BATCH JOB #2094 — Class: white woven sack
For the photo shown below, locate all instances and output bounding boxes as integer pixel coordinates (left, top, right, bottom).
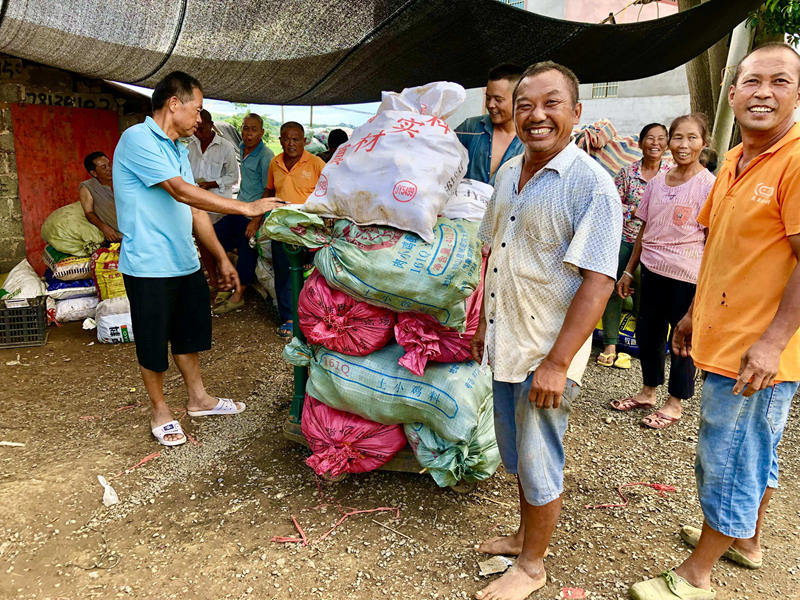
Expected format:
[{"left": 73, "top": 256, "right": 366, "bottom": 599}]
[
  {"left": 441, "top": 179, "right": 494, "bottom": 222},
  {"left": 303, "top": 81, "right": 468, "bottom": 243}
]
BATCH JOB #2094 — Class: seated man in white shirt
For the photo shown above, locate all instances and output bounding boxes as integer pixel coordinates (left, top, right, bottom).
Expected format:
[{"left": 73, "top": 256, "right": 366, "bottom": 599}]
[{"left": 188, "top": 110, "right": 240, "bottom": 291}]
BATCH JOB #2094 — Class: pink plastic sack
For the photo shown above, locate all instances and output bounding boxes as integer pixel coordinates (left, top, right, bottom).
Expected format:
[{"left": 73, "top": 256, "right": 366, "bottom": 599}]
[
  {"left": 298, "top": 270, "right": 396, "bottom": 355},
  {"left": 394, "top": 257, "right": 486, "bottom": 376},
  {"left": 301, "top": 395, "right": 407, "bottom": 477}
]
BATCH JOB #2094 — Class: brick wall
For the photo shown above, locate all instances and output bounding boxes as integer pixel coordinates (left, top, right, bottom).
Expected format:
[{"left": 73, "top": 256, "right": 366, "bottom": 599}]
[{"left": 0, "top": 54, "right": 148, "bottom": 272}]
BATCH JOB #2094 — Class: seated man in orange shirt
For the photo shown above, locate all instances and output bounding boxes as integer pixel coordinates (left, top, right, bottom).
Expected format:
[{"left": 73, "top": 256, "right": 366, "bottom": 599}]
[{"left": 264, "top": 121, "right": 325, "bottom": 338}]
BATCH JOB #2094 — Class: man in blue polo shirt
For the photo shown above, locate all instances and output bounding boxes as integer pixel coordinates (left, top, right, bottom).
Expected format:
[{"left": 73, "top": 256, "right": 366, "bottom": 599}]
[
  {"left": 212, "top": 112, "right": 275, "bottom": 314},
  {"left": 114, "top": 71, "right": 283, "bottom": 446},
  {"left": 456, "top": 64, "right": 524, "bottom": 185}
]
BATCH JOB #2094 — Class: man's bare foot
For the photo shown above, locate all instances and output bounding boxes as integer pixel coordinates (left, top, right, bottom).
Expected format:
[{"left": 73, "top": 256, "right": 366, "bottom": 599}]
[
  {"left": 475, "top": 560, "right": 546, "bottom": 600},
  {"left": 186, "top": 393, "right": 244, "bottom": 414},
  {"left": 475, "top": 532, "right": 524, "bottom": 556}
]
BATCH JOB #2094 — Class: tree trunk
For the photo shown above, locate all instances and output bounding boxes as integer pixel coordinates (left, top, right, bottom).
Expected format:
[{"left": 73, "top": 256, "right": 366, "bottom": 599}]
[
  {"left": 707, "top": 37, "right": 728, "bottom": 107},
  {"left": 678, "top": 0, "right": 717, "bottom": 122}
]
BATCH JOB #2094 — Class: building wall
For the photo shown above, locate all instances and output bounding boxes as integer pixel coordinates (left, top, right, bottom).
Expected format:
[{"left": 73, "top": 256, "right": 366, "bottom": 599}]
[{"left": 0, "top": 55, "right": 147, "bottom": 272}]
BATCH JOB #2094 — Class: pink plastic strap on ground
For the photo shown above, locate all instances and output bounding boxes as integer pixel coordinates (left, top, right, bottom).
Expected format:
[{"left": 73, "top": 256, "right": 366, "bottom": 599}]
[
  {"left": 114, "top": 451, "right": 161, "bottom": 478},
  {"left": 585, "top": 482, "right": 677, "bottom": 509}
]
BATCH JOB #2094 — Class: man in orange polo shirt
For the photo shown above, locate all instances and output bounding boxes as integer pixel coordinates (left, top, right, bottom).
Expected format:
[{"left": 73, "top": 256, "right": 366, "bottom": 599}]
[
  {"left": 265, "top": 121, "right": 325, "bottom": 337},
  {"left": 631, "top": 42, "right": 800, "bottom": 600}
]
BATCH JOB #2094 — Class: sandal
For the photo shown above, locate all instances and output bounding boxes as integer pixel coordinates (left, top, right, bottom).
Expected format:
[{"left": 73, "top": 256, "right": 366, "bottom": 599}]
[
  {"left": 214, "top": 290, "right": 233, "bottom": 305},
  {"left": 277, "top": 321, "right": 293, "bottom": 338},
  {"left": 610, "top": 396, "right": 655, "bottom": 411},
  {"left": 641, "top": 410, "right": 680, "bottom": 429},
  {"left": 151, "top": 420, "right": 186, "bottom": 447},
  {"left": 187, "top": 397, "right": 245, "bottom": 417},
  {"left": 679, "top": 525, "right": 762, "bottom": 569},
  {"left": 613, "top": 352, "right": 632, "bottom": 369},
  {"left": 630, "top": 570, "right": 715, "bottom": 600},
  {"left": 212, "top": 297, "right": 245, "bottom": 315},
  {"left": 597, "top": 352, "right": 616, "bottom": 367}
]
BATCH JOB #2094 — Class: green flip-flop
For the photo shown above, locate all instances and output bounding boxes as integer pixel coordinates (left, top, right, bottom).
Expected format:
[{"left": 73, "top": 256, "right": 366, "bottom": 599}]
[
  {"left": 680, "top": 525, "right": 762, "bottom": 569},
  {"left": 629, "top": 570, "right": 715, "bottom": 600}
]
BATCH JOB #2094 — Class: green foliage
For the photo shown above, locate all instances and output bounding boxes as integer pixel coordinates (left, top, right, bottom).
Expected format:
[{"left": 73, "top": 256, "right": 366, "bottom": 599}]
[{"left": 748, "top": 0, "right": 800, "bottom": 44}]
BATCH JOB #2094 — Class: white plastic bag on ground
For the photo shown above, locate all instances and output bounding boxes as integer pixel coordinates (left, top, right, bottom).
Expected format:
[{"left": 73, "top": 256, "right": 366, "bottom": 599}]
[
  {"left": 95, "top": 297, "right": 134, "bottom": 343},
  {"left": 441, "top": 179, "right": 494, "bottom": 221},
  {"left": 0, "top": 260, "right": 46, "bottom": 301},
  {"left": 54, "top": 296, "right": 97, "bottom": 322},
  {"left": 303, "top": 81, "right": 468, "bottom": 243}
]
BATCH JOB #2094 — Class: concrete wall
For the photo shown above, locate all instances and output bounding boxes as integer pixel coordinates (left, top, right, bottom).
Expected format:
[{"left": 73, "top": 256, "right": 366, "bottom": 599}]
[{"left": 0, "top": 55, "right": 147, "bottom": 272}]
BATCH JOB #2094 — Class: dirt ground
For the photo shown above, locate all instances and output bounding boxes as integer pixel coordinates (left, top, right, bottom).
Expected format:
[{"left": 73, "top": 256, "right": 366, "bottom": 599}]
[{"left": 1, "top": 299, "right": 799, "bottom": 600}]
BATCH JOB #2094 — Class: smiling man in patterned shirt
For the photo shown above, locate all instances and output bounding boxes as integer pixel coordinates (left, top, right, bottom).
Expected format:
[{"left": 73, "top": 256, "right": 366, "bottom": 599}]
[{"left": 470, "top": 61, "right": 621, "bottom": 600}]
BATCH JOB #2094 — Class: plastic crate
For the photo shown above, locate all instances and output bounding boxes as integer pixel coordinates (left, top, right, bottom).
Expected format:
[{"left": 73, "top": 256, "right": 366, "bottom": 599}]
[{"left": 0, "top": 296, "right": 47, "bottom": 348}]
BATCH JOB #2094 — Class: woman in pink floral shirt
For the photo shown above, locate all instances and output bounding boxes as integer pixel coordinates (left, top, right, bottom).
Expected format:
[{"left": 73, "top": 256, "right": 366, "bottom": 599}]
[{"left": 598, "top": 123, "right": 671, "bottom": 366}]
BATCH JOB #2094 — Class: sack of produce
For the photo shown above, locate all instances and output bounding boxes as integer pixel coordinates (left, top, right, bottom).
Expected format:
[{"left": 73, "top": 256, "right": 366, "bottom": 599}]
[
  {"left": 301, "top": 395, "right": 406, "bottom": 478},
  {"left": 0, "top": 259, "right": 46, "bottom": 301},
  {"left": 284, "top": 339, "right": 492, "bottom": 444},
  {"left": 404, "top": 390, "right": 500, "bottom": 487},
  {"left": 303, "top": 82, "right": 468, "bottom": 243},
  {"left": 54, "top": 296, "right": 97, "bottom": 322},
  {"left": 40, "top": 202, "right": 104, "bottom": 256},
  {"left": 262, "top": 208, "right": 482, "bottom": 330},
  {"left": 440, "top": 179, "right": 494, "bottom": 222},
  {"left": 44, "top": 269, "right": 96, "bottom": 301},
  {"left": 42, "top": 246, "right": 93, "bottom": 281},
  {"left": 298, "top": 270, "right": 395, "bottom": 356},
  {"left": 92, "top": 244, "right": 126, "bottom": 301},
  {"left": 95, "top": 296, "right": 134, "bottom": 343},
  {"left": 394, "top": 257, "right": 485, "bottom": 375},
  {"left": 252, "top": 230, "right": 277, "bottom": 302}
]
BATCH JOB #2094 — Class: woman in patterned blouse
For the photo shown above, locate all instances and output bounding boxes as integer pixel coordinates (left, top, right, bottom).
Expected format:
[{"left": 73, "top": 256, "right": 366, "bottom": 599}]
[{"left": 597, "top": 123, "right": 671, "bottom": 367}]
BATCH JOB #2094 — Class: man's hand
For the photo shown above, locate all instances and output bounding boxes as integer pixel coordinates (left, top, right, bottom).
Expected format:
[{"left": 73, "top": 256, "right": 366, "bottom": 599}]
[
  {"left": 470, "top": 316, "right": 487, "bottom": 364},
  {"left": 198, "top": 181, "right": 218, "bottom": 190},
  {"left": 672, "top": 313, "right": 693, "bottom": 358},
  {"left": 243, "top": 197, "right": 287, "bottom": 218},
  {"left": 528, "top": 358, "right": 568, "bottom": 409},
  {"left": 100, "top": 224, "right": 122, "bottom": 243},
  {"left": 245, "top": 217, "right": 262, "bottom": 239},
  {"left": 216, "top": 255, "right": 241, "bottom": 295},
  {"left": 616, "top": 272, "right": 634, "bottom": 299},
  {"left": 733, "top": 338, "right": 783, "bottom": 396}
]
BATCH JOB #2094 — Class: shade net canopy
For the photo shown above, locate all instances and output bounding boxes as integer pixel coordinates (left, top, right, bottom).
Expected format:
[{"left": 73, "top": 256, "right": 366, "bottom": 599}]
[{"left": 0, "top": 0, "right": 763, "bottom": 105}]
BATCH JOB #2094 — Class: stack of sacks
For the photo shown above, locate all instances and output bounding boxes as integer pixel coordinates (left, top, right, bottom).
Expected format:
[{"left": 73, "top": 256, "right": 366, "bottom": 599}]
[
  {"left": 91, "top": 244, "right": 133, "bottom": 343},
  {"left": 265, "top": 81, "right": 500, "bottom": 486},
  {"left": 41, "top": 247, "right": 97, "bottom": 323}
]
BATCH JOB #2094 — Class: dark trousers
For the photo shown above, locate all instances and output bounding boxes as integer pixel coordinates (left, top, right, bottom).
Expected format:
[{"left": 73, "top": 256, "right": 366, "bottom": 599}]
[
  {"left": 636, "top": 265, "right": 697, "bottom": 400},
  {"left": 213, "top": 215, "right": 257, "bottom": 286},
  {"left": 271, "top": 240, "right": 293, "bottom": 323}
]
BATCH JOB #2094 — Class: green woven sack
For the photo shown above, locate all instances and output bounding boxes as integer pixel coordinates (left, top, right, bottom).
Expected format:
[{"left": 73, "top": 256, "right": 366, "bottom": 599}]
[
  {"left": 404, "top": 391, "right": 500, "bottom": 487},
  {"left": 261, "top": 207, "right": 481, "bottom": 330},
  {"left": 283, "top": 338, "right": 492, "bottom": 444},
  {"left": 41, "top": 202, "right": 104, "bottom": 257}
]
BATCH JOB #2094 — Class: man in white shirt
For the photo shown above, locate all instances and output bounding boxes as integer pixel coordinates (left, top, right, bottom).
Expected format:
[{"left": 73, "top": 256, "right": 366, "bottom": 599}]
[
  {"left": 188, "top": 110, "right": 240, "bottom": 291},
  {"left": 188, "top": 110, "right": 239, "bottom": 207},
  {"left": 470, "top": 62, "right": 621, "bottom": 600}
]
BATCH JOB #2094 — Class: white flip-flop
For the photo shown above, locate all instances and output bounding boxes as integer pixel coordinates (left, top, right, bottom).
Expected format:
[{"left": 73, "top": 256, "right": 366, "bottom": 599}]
[
  {"left": 187, "top": 397, "right": 245, "bottom": 417},
  {"left": 151, "top": 420, "right": 186, "bottom": 447}
]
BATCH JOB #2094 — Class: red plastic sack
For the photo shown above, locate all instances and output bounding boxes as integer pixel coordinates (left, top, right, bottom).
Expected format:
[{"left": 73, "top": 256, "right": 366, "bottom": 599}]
[
  {"left": 394, "top": 257, "right": 486, "bottom": 376},
  {"left": 301, "top": 395, "right": 407, "bottom": 478},
  {"left": 298, "top": 270, "right": 396, "bottom": 355}
]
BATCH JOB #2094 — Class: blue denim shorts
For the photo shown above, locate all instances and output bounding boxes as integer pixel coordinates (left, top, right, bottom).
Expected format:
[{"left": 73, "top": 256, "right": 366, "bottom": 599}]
[
  {"left": 492, "top": 374, "right": 580, "bottom": 506},
  {"left": 696, "top": 372, "right": 797, "bottom": 538}
]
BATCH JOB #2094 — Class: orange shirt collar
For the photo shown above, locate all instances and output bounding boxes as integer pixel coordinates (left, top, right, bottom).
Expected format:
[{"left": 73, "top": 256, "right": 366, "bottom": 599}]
[
  {"left": 275, "top": 150, "right": 311, "bottom": 173},
  {"left": 724, "top": 121, "right": 800, "bottom": 165}
]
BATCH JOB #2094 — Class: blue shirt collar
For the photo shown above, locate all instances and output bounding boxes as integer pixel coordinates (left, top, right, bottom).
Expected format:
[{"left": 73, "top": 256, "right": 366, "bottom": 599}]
[
  {"left": 145, "top": 116, "right": 172, "bottom": 141},
  {"left": 240, "top": 140, "right": 265, "bottom": 159},
  {"left": 479, "top": 114, "right": 494, "bottom": 135}
]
